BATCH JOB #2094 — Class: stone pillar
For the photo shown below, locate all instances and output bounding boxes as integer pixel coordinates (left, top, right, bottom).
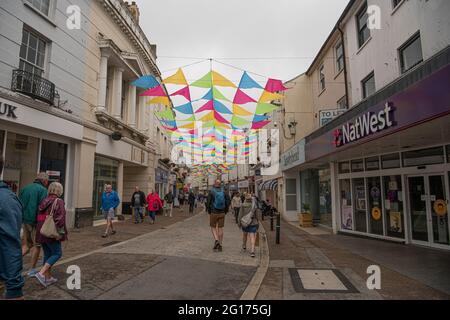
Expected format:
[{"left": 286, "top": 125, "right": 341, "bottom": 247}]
[
  {"left": 117, "top": 161, "right": 124, "bottom": 215},
  {"left": 112, "top": 67, "right": 124, "bottom": 120},
  {"left": 127, "top": 84, "right": 137, "bottom": 128},
  {"left": 97, "top": 53, "right": 110, "bottom": 112},
  {"left": 330, "top": 161, "right": 339, "bottom": 234},
  {"left": 138, "top": 95, "right": 147, "bottom": 132}
]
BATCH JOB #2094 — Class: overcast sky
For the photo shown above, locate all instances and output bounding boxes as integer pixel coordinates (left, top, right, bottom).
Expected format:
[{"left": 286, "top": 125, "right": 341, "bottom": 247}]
[{"left": 134, "top": 0, "right": 349, "bottom": 82}]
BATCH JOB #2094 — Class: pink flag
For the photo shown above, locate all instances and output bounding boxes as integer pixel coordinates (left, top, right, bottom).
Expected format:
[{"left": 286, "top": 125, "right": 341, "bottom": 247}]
[
  {"left": 214, "top": 112, "right": 230, "bottom": 124},
  {"left": 233, "top": 89, "right": 256, "bottom": 104},
  {"left": 195, "top": 100, "right": 214, "bottom": 113},
  {"left": 170, "top": 86, "right": 191, "bottom": 101},
  {"left": 140, "top": 85, "right": 167, "bottom": 97},
  {"left": 265, "top": 79, "right": 288, "bottom": 93},
  {"left": 251, "top": 121, "right": 271, "bottom": 130}
]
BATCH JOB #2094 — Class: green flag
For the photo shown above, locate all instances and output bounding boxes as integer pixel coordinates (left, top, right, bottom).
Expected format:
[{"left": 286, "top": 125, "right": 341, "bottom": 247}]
[
  {"left": 255, "top": 103, "right": 278, "bottom": 115},
  {"left": 191, "top": 72, "right": 212, "bottom": 88}
]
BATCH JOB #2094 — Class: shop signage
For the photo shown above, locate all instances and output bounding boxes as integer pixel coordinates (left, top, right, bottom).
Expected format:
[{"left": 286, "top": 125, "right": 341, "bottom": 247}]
[
  {"left": 281, "top": 139, "right": 305, "bottom": 171},
  {"left": 434, "top": 199, "right": 447, "bottom": 217},
  {"left": 0, "top": 102, "right": 18, "bottom": 119},
  {"left": 334, "top": 102, "right": 394, "bottom": 147},
  {"left": 319, "top": 108, "right": 346, "bottom": 126},
  {"left": 238, "top": 180, "right": 249, "bottom": 189},
  {"left": 155, "top": 168, "right": 168, "bottom": 183}
]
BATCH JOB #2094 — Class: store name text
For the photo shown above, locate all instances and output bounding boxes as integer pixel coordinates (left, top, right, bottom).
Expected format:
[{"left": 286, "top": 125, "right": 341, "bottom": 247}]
[
  {"left": 334, "top": 102, "right": 394, "bottom": 147},
  {"left": 0, "top": 102, "right": 18, "bottom": 119}
]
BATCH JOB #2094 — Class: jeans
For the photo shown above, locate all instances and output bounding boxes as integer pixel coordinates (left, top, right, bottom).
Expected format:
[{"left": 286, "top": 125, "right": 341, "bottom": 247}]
[
  {"left": 148, "top": 211, "right": 156, "bottom": 221},
  {"left": 234, "top": 207, "right": 240, "bottom": 223},
  {"left": 42, "top": 242, "right": 62, "bottom": 266},
  {"left": 133, "top": 207, "right": 144, "bottom": 222}
]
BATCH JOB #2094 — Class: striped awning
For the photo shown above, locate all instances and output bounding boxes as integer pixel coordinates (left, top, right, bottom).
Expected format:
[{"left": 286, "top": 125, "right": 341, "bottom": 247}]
[{"left": 259, "top": 179, "right": 278, "bottom": 191}]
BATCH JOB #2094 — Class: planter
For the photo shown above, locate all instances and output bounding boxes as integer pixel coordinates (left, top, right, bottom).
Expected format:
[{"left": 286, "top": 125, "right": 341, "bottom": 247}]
[{"left": 298, "top": 212, "right": 313, "bottom": 228}]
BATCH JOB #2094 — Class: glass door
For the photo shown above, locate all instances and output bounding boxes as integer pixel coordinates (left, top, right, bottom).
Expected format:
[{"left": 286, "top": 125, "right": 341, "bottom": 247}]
[{"left": 408, "top": 175, "right": 450, "bottom": 247}]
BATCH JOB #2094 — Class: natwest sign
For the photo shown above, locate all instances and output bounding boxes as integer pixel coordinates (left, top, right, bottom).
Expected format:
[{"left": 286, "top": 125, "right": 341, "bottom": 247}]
[{"left": 334, "top": 102, "right": 394, "bottom": 147}]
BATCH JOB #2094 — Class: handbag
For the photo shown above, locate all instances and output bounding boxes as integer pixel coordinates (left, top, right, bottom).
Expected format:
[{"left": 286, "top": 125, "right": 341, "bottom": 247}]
[
  {"left": 240, "top": 204, "right": 254, "bottom": 228},
  {"left": 40, "top": 200, "right": 60, "bottom": 239}
]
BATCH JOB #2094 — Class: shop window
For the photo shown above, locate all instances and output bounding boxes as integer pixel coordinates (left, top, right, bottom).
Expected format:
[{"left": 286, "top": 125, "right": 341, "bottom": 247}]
[
  {"left": 3, "top": 132, "right": 40, "bottom": 195},
  {"left": 319, "top": 169, "right": 332, "bottom": 227},
  {"left": 367, "top": 177, "right": 383, "bottom": 236},
  {"left": 339, "top": 161, "right": 350, "bottom": 174},
  {"left": 351, "top": 159, "right": 364, "bottom": 173},
  {"left": 365, "top": 156, "right": 380, "bottom": 171},
  {"left": 40, "top": 140, "right": 67, "bottom": 190},
  {"left": 340, "top": 179, "right": 353, "bottom": 230},
  {"left": 384, "top": 176, "right": 404, "bottom": 238},
  {"left": 402, "top": 146, "right": 445, "bottom": 167},
  {"left": 285, "top": 178, "right": 298, "bottom": 211},
  {"left": 381, "top": 153, "right": 400, "bottom": 169},
  {"left": 352, "top": 178, "right": 367, "bottom": 233},
  {"left": 92, "top": 156, "right": 119, "bottom": 217}
]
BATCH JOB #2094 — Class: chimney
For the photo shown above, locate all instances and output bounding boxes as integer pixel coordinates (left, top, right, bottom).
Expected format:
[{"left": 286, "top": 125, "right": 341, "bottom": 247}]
[{"left": 125, "top": 1, "right": 140, "bottom": 24}]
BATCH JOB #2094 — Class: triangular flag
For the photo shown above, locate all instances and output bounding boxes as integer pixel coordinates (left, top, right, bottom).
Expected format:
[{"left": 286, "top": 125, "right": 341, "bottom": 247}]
[
  {"left": 163, "top": 68, "right": 187, "bottom": 85},
  {"left": 265, "top": 78, "right": 288, "bottom": 93},
  {"left": 213, "top": 100, "right": 232, "bottom": 114},
  {"left": 201, "top": 89, "right": 213, "bottom": 101},
  {"left": 170, "top": 86, "right": 191, "bottom": 101},
  {"left": 232, "top": 104, "right": 254, "bottom": 116},
  {"left": 212, "top": 71, "right": 236, "bottom": 88},
  {"left": 140, "top": 85, "right": 167, "bottom": 97},
  {"left": 231, "top": 116, "right": 251, "bottom": 127},
  {"left": 156, "top": 108, "right": 175, "bottom": 120},
  {"left": 214, "top": 112, "right": 230, "bottom": 124},
  {"left": 195, "top": 100, "right": 214, "bottom": 113},
  {"left": 213, "top": 87, "right": 230, "bottom": 101},
  {"left": 251, "top": 121, "right": 270, "bottom": 130},
  {"left": 253, "top": 114, "right": 269, "bottom": 122},
  {"left": 147, "top": 96, "right": 171, "bottom": 106},
  {"left": 132, "top": 75, "right": 160, "bottom": 89},
  {"left": 178, "top": 122, "right": 195, "bottom": 130},
  {"left": 259, "top": 91, "right": 284, "bottom": 103},
  {"left": 233, "top": 89, "right": 256, "bottom": 104},
  {"left": 180, "top": 114, "right": 196, "bottom": 122},
  {"left": 255, "top": 103, "right": 278, "bottom": 115},
  {"left": 199, "top": 112, "right": 215, "bottom": 122},
  {"left": 191, "top": 72, "right": 212, "bottom": 88},
  {"left": 238, "top": 72, "right": 263, "bottom": 89},
  {"left": 174, "top": 102, "right": 194, "bottom": 115}
]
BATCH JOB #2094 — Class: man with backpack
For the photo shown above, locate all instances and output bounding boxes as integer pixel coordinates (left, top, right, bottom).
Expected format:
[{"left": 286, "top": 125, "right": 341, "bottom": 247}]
[{"left": 206, "top": 179, "right": 231, "bottom": 252}]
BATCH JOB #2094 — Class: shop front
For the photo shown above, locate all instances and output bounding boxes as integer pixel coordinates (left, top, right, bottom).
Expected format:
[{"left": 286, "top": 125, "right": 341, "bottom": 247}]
[
  {"left": 155, "top": 167, "right": 169, "bottom": 198},
  {"left": 92, "top": 155, "right": 120, "bottom": 217},
  {"left": 303, "top": 55, "right": 450, "bottom": 249}
]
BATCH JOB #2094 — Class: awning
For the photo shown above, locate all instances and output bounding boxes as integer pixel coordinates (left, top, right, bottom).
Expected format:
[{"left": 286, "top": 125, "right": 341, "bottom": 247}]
[{"left": 259, "top": 179, "right": 278, "bottom": 191}]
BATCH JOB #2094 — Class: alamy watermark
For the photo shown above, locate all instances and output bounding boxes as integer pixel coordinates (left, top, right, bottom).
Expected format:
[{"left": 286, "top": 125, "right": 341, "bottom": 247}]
[{"left": 366, "top": 265, "right": 381, "bottom": 290}]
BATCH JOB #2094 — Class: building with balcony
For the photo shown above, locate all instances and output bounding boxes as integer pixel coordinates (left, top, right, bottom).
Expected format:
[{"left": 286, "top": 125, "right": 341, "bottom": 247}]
[{"left": 0, "top": 0, "right": 172, "bottom": 227}]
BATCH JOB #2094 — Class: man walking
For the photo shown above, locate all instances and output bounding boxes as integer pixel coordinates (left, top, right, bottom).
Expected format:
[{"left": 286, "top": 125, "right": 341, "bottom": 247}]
[
  {"left": 164, "top": 191, "right": 174, "bottom": 217},
  {"left": 19, "top": 172, "right": 48, "bottom": 276},
  {"left": 188, "top": 190, "right": 196, "bottom": 215},
  {"left": 206, "top": 179, "right": 230, "bottom": 252},
  {"left": 0, "top": 156, "right": 25, "bottom": 300},
  {"left": 131, "top": 186, "right": 146, "bottom": 224},
  {"left": 100, "top": 184, "right": 120, "bottom": 238}
]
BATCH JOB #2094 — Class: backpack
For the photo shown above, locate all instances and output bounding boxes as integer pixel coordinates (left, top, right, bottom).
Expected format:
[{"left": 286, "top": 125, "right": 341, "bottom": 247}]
[{"left": 213, "top": 188, "right": 226, "bottom": 210}]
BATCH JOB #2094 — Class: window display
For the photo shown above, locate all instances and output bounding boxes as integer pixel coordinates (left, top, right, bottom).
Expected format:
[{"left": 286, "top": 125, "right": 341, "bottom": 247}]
[
  {"left": 340, "top": 179, "right": 353, "bottom": 230},
  {"left": 367, "top": 177, "right": 383, "bottom": 235},
  {"left": 92, "top": 155, "right": 119, "bottom": 217},
  {"left": 40, "top": 139, "right": 67, "bottom": 189},
  {"left": 318, "top": 168, "right": 332, "bottom": 227},
  {"left": 353, "top": 178, "right": 367, "bottom": 232},
  {"left": 384, "top": 176, "right": 404, "bottom": 238}
]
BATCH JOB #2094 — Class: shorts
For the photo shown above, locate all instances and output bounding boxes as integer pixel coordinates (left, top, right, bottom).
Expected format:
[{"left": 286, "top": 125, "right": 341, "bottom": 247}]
[
  {"left": 242, "top": 224, "right": 259, "bottom": 234},
  {"left": 210, "top": 213, "right": 225, "bottom": 228},
  {"left": 23, "top": 224, "right": 40, "bottom": 248},
  {"left": 102, "top": 208, "right": 115, "bottom": 220}
]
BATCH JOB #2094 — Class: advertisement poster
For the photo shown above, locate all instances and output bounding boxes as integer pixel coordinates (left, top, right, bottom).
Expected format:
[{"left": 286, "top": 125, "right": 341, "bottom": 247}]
[
  {"left": 341, "top": 205, "right": 353, "bottom": 230},
  {"left": 389, "top": 212, "right": 402, "bottom": 233}
]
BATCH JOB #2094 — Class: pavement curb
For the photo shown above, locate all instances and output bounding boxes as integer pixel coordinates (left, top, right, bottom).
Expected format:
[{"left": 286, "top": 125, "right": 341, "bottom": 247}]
[{"left": 239, "top": 222, "right": 270, "bottom": 300}]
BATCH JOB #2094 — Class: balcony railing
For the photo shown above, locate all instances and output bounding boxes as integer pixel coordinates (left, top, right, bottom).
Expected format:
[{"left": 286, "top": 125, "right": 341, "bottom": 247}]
[{"left": 11, "top": 69, "right": 56, "bottom": 105}]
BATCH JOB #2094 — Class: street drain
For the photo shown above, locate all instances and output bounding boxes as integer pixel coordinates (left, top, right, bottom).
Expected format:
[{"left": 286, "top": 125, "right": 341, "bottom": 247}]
[
  {"left": 102, "top": 241, "right": 120, "bottom": 247},
  {"left": 289, "top": 268, "right": 359, "bottom": 294}
]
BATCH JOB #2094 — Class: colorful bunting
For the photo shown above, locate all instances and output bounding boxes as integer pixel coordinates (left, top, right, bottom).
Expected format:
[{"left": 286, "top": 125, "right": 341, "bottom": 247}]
[
  {"left": 170, "top": 86, "right": 191, "bottom": 101},
  {"left": 132, "top": 75, "right": 160, "bottom": 89},
  {"left": 265, "top": 78, "right": 288, "bottom": 93},
  {"left": 141, "top": 85, "right": 167, "bottom": 97},
  {"left": 233, "top": 89, "right": 256, "bottom": 104},
  {"left": 163, "top": 68, "right": 188, "bottom": 85}
]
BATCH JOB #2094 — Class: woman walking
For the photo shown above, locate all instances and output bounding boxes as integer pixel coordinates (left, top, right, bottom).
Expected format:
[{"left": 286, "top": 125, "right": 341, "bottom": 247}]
[
  {"left": 231, "top": 192, "right": 242, "bottom": 224},
  {"left": 34, "top": 182, "right": 68, "bottom": 287},
  {"left": 146, "top": 190, "right": 162, "bottom": 225},
  {"left": 238, "top": 193, "right": 259, "bottom": 258}
]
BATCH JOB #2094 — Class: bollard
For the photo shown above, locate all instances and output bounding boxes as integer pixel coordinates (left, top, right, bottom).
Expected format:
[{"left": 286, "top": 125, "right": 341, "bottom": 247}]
[
  {"left": 276, "top": 213, "right": 281, "bottom": 244},
  {"left": 270, "top": 214, "right": 274, "bottom": 231}
]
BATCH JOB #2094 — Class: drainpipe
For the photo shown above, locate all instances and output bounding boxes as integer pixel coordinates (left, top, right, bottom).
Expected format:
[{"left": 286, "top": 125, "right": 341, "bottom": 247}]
[{"left": 338, "top": 25, "right": 350, "bottom": 109}]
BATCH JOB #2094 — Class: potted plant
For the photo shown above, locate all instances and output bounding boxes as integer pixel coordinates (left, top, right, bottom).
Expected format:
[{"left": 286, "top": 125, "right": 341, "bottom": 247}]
[{"left": 299, "top": 203, "right": 313, "bottom": 227}]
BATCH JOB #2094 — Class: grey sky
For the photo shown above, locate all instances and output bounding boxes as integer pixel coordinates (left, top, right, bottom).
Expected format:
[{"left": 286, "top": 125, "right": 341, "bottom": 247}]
[{"left": 134, "top": 0, "right": 349, "bottom": 81}]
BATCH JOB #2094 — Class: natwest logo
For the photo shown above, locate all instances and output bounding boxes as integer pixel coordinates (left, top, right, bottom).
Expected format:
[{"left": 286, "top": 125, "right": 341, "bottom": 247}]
[{"left": 334, "top": 102, "right": 394, "bottom": 148}]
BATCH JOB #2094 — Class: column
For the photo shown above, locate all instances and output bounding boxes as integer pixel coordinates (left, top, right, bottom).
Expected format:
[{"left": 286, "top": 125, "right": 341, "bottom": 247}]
[
  {"left": 97, "top": 53, "right": 110, "bottom": 112},
  {"left": 127, "top": 83, "right": 137, "bottom": 128},
  {"left": 330, "top": 161, "right": 339, "bottom": 234},
  {"left": 138, "top": 95, "right": 147, "bottom": 132},
  {"left": 112, "top": 67, "right": 124, "bottom": 120},
  {"left": 117, "top": 161, "right": 124, "bottom": 216}
]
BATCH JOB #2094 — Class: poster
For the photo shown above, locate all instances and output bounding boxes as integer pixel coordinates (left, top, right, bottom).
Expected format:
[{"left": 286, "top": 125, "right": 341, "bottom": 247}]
[
  {"left": 389, "top": 212, "right": 402, "bottom": 233},
  {"left": 341, "top": 205, "right": 353, "bottom": 230}
]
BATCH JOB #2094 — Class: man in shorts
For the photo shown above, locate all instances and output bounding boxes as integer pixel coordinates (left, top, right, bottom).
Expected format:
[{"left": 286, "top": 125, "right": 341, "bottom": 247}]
[
  {"left": 19, "top": 172, "right": 49, "bottom": 277},
  {"left": 206, "top": 179, "right": 230, "bottom": 252},
  {"left": 100, "top": 184, "right": 120, "bottom": 238}
]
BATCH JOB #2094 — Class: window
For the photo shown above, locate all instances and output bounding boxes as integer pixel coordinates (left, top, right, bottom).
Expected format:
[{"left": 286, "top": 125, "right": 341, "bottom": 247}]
[
  {"left": 383, "top": 175, "right": 404, "bottom": 239},
  {"left": 339, "top": 161, "right": 350, "bottom": 174},
  {"left": 25, "top": 0, "right": 50, "bottom": 16},
  {"left": 351, "top": 159, "right": 364, "bottom": 173},
  {"left": 361, "top": 72, "right": 375, "bottom": 99},
  {"left": 356, "top": 2, "right": 370, "bottom": 48},
  {"left": 335, "top": 42, "right": 344, "bottom": 73},
  {"left": 319, "top": 64, "right": 325, "bottom": 91},
  {"left": 381, "top": 153, "right": 400, "bottom": 169},
  {"left": 353, "top": 178, "right": 367, "bottom": 232},
  {"left": 337, "top": 96, "right": 347, "bottom": 110},
  {"left": 285, "top": 178, "right": 298, "bottom": 211},
  {"left": 365, "top": 156, "right": 380, "bottom": 171},
  {"left": 367, "top": 177, "right": 383, "bottom": 235},
  {"left": 19, "top": 28, "right": 46, "bottom": 77},
  {"left": 447, "top": 145, "right": 450, "bottom": 163},
  {"left": 399, "top": 33, "right": 423, "bottom": 73},
  {"left": 402, "top": 147, "right": 445, "bottom": 167},
  {"left": 340, "top": 179, "right": 353, "bottom": 230}
]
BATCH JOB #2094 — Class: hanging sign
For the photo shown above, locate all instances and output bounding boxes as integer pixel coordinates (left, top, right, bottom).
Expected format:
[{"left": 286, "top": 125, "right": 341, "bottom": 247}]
[{"left": 433, "top": 199, "right": 447, "bottom": 217}]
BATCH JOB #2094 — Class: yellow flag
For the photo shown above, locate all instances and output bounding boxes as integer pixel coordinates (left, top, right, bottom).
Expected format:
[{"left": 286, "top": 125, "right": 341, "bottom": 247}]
[
  {"left": 199, "top": 112, "right": 215, "bottom": 122},
  {"left": 179, "top": 122, "right": 195, "bottom": 129},
  {"left": 163, "top": 68, "right": 188, "bottom": 85},
  {"left": 259, "top": 91, "right": 284, "bottom": 103},
  {"left": 147, "top": 96, "right": 171, "bottom": 106},
  {"left": 212, "top": 71, "right": 237, "bottom": 88},
  {"left": 233, "top": 104, "right": 253, "bottom": 116}
]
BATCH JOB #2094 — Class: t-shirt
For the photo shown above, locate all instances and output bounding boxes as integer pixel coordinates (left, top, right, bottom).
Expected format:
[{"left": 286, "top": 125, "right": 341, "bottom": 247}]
[{"left": 134, "top": 193, "right": 141, "bottom": 206}]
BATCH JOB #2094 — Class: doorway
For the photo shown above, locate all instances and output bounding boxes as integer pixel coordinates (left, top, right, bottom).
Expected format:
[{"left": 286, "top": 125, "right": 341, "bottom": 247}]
[{"left": 407, "top": 174, "right": 450, "bottom": 248}]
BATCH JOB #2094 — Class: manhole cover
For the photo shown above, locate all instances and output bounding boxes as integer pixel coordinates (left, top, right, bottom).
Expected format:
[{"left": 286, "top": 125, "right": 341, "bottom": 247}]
[
  {"left": 102, "top": 241, "right": 120, "bottom": 247},
  {"left": 289, "top": 268, "right": 359, "bottom": 293}
]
